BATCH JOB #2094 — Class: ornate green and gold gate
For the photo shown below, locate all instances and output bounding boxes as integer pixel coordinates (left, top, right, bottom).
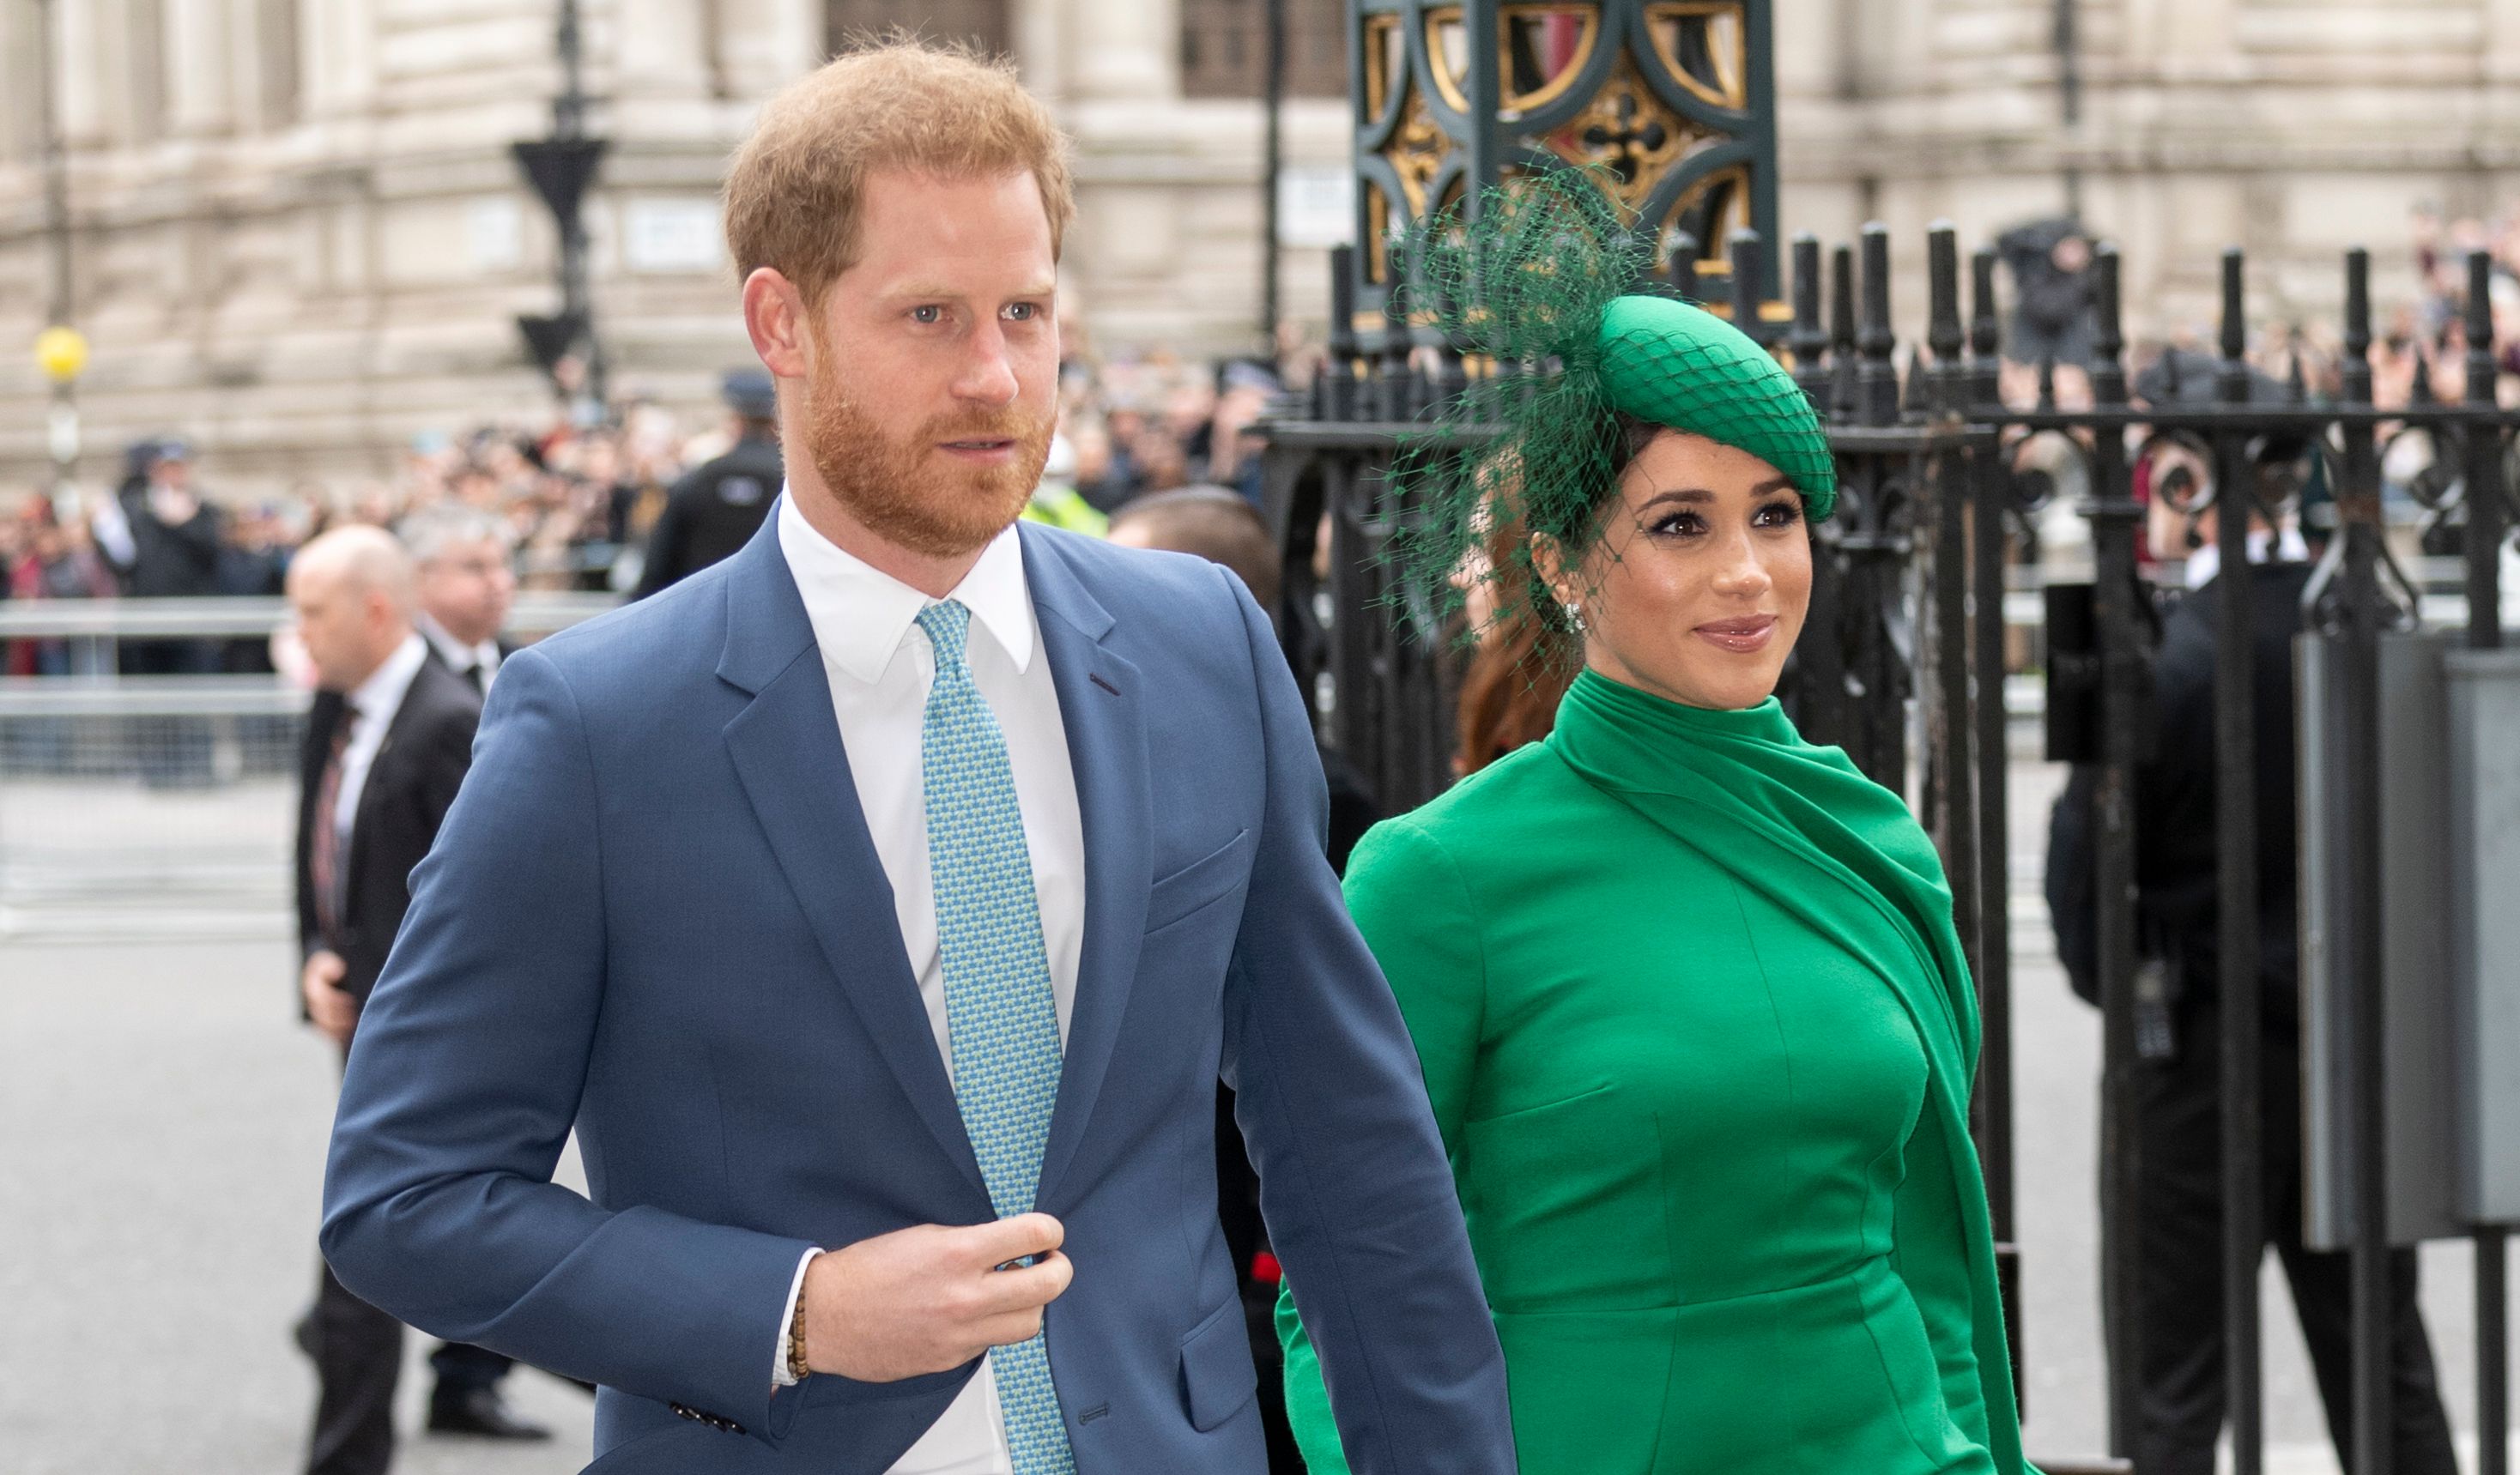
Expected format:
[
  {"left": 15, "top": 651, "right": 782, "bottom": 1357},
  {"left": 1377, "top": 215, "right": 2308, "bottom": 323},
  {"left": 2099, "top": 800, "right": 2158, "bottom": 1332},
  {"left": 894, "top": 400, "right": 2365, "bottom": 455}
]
[{"left": 1346, "top": 0, "right": 1779, "bottom": 330}]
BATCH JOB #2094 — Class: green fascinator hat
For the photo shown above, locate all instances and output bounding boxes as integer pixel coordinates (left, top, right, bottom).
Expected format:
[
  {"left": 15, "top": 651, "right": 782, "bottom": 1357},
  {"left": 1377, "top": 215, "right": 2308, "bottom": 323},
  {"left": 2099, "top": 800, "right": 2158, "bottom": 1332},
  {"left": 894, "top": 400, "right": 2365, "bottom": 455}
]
[
  {"left": 1383, "top": 171, "right": 1837, "bottom": 653},
  {"left": 1595, "top": 294, "right": 1838, "bottom": 520}
]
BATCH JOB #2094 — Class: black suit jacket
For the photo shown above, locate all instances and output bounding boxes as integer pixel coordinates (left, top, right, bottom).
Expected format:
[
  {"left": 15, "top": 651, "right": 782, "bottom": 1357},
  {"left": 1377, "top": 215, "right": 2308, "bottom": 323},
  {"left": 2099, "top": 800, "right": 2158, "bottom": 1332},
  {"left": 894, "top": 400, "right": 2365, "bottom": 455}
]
[
  {"left": 631, "top": 433, "right": 784, "bottom": 600},
  {"left": 2045, "top": 560, "right": 2311, "bottom": 1017},
  {"left": 297, "top": 654, "right": 482, "bottom": 1007}
]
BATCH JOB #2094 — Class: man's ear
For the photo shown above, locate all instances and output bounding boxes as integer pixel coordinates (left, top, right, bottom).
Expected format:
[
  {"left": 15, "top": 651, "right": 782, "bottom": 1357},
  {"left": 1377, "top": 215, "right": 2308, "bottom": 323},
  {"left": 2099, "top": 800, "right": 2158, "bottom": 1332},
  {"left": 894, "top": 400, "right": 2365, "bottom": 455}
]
[{"left": 742, "top": 269, "right": 812, "bottom": 381}]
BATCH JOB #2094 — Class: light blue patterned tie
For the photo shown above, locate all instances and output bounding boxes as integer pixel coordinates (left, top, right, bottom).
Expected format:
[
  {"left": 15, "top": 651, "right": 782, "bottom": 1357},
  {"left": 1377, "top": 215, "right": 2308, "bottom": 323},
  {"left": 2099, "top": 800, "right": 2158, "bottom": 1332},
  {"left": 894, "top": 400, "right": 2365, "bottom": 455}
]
[{"left": 915, "top": 600, "right": 1075, "bottom": 1475}]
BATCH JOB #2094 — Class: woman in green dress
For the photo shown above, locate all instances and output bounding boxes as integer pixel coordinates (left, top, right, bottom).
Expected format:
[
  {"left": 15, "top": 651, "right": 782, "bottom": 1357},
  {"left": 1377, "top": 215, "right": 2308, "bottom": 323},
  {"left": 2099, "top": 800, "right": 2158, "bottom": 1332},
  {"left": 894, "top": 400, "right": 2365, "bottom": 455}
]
[{"left": 1275, "top": 181, "right": 2029, "bottom": 1475}]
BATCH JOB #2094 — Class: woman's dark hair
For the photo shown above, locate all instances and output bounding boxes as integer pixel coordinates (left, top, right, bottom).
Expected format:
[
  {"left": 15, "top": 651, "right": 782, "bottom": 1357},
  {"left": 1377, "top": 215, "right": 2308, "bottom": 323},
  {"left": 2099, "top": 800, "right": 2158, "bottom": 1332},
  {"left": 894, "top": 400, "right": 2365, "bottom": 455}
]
[
  {"left": 1454, "top": 603, "right": 1574, "bottom": 776},
  {"left": 1538, "top": 408, "right": 1663, "bottom": 544},
  {"left": 1508, "top": 407, "right": 1667, "bottom": 662}
]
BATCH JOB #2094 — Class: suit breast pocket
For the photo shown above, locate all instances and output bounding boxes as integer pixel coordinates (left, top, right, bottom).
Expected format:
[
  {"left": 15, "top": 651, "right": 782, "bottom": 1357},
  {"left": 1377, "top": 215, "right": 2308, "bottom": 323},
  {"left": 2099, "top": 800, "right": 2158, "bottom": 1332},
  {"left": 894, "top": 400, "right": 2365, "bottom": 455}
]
[{"left": 1146, "top": 827, "right": 1253, "bottom": 935}]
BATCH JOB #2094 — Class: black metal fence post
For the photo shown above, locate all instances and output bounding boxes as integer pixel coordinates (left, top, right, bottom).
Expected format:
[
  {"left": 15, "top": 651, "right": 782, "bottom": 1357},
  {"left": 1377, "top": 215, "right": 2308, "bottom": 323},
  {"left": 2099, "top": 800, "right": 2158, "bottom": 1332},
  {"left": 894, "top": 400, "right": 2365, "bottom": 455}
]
[
  {"left": 1795, "top": 239, "right": 1852, "bottom": 753},
  {"left": 1669, "top": 229, "right": 1705, "bottom": 299},
  {"left": 1829, "top": 244, "right": 1859, "bottom": 422},
  {"left": 1729, "top": 227, "right": 1766, "bottom": 342},
  {"left": 2085, "top": 240, "right": 2148, "bottom": 1461},
  {"left": 1966, "top": 243, "right": 2020, "bottom": 1376},
  {"left": 2212, "top": 246, "right": 2269, "bottom": 1475},
  {"left": 1859, "top": 226, "right": 1899, "bottom": 429},
  {"left": 1849, "top": 227, "right": 1910, "bottom": 788},
  {"left": 2334, "top": 244, "right": 2396, "bottom": 1475},
  {"left": 1925, "top": 226, "right": 1981, "bottom": 1000},
  {"left": 1318, "top": 245, "right": 1359, "bottom": 423},
  {"left": 2460, "top": 246, "right": 2511, "bottom": 1475},
  {"left": 1790, "top": 233, "right": 1828, "bottom": 402}
]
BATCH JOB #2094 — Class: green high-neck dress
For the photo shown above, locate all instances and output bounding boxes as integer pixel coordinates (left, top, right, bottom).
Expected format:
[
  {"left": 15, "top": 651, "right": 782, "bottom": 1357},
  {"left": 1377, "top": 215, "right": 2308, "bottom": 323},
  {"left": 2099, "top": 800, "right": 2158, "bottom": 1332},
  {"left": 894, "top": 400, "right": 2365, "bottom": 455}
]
[{"left": 1277, "top": 670, "right": 2028, "bottom": 1475}]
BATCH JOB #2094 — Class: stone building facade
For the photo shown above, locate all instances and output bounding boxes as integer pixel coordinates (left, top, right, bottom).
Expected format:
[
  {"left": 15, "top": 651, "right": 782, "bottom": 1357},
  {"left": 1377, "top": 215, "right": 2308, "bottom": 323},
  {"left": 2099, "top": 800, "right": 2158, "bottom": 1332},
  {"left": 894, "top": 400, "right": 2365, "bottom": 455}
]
[
  {"left": 1774, "top": 0, "right": 2520, "bottom": 344},
  {"left": 1, "top": 0, "right": 2516, "bottom": 493},
  {"left": 0, "top": 0, "right": 1354, "bottom": 493}
]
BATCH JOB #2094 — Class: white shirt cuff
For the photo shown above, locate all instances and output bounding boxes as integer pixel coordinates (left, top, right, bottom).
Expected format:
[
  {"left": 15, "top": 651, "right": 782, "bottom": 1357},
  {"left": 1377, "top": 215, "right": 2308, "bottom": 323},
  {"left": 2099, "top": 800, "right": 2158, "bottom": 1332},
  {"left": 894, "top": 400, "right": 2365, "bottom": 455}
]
[{"left": 772, "top": 1247, "right": 822, "bottom": 1387}]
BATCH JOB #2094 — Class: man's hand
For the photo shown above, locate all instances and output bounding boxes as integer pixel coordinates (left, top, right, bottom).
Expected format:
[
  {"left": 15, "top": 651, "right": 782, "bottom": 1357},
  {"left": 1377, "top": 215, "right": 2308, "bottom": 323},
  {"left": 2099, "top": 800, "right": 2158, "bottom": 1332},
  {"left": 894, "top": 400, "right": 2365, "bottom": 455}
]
[
  {"left": 800, "top": 1213, "right": 1072, "bottom": 1382},
  {"left": 301, "top": 951, "right": 354, "bottom": 1045}
]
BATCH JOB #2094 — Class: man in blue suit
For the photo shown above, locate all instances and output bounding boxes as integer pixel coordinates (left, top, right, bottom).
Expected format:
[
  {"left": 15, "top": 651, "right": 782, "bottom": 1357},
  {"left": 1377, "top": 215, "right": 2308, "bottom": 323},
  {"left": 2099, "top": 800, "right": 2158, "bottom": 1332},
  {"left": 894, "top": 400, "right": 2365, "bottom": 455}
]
[{"left": 320, "top": 40, "right": 1511, "bottom": 1475}]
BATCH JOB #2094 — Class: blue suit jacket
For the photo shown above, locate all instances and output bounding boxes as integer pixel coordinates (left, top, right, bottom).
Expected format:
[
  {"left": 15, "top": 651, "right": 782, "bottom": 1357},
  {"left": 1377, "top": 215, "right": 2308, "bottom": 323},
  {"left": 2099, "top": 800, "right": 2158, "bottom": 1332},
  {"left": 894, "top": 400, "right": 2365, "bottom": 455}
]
[{"left": 321, "top": 515, "right": 1513, "bottom": 1474}]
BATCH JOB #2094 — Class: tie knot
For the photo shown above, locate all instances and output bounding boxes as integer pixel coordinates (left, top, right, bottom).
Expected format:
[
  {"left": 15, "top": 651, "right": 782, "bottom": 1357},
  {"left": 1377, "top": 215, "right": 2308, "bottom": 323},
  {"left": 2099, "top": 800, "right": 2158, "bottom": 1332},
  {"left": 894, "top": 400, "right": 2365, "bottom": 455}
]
[{"left": 916, "top": 599, "right": 973, "bottom": 669}]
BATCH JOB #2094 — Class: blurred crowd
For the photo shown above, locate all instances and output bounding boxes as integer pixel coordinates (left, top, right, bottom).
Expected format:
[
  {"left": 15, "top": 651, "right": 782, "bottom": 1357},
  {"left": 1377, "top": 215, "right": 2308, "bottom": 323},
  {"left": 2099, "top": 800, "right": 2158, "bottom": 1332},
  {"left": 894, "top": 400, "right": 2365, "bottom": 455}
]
[
  {"left": 1998, "top": 205, "right": 2520, "bottom": 414},
  {"left": 0, "top": 349, "right": 1292, "bottom": 679},
  {"left": 11, "top": 201, "right": 2515, "bottom": 677}
]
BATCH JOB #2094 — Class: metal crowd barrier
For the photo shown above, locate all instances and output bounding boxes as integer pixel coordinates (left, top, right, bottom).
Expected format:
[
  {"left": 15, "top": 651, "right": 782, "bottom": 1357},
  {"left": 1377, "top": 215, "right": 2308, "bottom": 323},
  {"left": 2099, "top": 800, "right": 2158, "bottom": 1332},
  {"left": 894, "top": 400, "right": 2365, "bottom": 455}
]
[
  {"left": 0, "top": 592, "right": 619, "bottom": 642},
  {"left": 0, "top": 595, "right": 618, "bottom": 939}
]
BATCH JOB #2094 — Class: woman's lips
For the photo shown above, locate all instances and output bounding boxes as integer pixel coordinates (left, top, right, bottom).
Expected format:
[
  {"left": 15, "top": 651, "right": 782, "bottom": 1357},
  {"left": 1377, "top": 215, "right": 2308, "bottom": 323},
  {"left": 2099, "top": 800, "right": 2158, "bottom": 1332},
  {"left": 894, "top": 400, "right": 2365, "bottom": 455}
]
[{"left": 1693, "top": 614, "right": 1778, "bottom": 654}]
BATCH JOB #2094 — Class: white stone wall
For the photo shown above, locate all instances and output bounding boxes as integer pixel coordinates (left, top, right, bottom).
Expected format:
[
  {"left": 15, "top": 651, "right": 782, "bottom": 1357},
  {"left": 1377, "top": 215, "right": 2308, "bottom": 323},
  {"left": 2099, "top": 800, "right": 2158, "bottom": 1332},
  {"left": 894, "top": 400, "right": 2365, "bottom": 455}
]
[
  {"left": 3, "top": 0, "right": 2517, "bottom": 493},
  {"left": 0, "top": 0, "right": 1349, "bottom": 495}
]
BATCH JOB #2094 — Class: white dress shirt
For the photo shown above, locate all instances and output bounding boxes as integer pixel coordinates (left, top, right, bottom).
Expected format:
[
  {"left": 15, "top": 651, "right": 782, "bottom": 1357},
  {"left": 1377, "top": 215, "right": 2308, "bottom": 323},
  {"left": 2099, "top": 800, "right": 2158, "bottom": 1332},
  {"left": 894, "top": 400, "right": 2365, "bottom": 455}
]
[
  {"left": 2180, "top": 524, "right": 2307, "bottom": 590},
  {"left": 417, "top": 612, "right": 501, "bottom": 693},
  {"left": 332, "top": 632, "right": 431, "bottom": 858},
  {"left": 769, "top": 493, "right": 1086, "bottom": 1475}
]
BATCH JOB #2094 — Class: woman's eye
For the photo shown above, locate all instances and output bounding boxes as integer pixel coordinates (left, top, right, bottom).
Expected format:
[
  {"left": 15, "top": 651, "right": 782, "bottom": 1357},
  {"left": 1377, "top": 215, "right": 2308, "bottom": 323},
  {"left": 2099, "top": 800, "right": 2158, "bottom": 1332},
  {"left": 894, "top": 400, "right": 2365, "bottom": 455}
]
[
  {"left": 1754, "top": 499, "right": 1805, "bottom": 527},
  {"left": 1650, "top": 513, "right": 1704, "bottom": 538}
]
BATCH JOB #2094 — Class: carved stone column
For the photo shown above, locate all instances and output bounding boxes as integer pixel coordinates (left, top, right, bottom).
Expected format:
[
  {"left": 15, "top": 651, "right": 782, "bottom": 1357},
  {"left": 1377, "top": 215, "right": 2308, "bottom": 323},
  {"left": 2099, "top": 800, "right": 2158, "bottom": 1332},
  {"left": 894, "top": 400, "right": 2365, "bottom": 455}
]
[{"left": 166, "top": 0, "right": 234, "bottom": 136}]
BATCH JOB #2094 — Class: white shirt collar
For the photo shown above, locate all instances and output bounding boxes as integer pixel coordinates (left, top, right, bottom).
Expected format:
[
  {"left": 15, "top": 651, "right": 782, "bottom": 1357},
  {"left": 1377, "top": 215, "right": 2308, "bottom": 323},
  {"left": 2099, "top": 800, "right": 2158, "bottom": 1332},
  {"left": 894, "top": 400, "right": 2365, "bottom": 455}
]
[
  {"left": 775, "top": 491, "right": 1036, "bottom": 686},
  {"left": 346, "top": 631, "right": 430, "bottom": 722},
  {"left": 416, "top": 612, "right": 496, "bottom": 672}
]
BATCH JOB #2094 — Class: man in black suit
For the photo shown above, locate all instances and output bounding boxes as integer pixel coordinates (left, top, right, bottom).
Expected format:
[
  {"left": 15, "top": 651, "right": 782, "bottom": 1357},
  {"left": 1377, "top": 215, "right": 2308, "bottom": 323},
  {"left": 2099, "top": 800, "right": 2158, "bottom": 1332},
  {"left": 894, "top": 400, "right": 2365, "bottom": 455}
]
[
  {"left": 405, "top": 505, "right": 519, "bottom": 699},
  {"left": 630, "top": 368, "right": 784, "bottom": 598},
  {"left": 2044, "top": 477, "right": 2456, "bottom": 1475},
  {"left": 287, "top": 528, "right": 531, "bottom": 1473},
  {"left": 393, "top": 511, "right": 560, "bottom": 1434}
]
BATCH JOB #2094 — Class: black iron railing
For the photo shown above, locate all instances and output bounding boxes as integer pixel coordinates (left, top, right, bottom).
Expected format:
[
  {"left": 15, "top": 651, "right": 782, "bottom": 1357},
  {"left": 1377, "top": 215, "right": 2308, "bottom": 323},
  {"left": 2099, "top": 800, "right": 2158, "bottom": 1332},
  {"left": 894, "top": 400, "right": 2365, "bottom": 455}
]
[{"left": 1262, "top": 225, "right": 2518, "bottom": 1475}]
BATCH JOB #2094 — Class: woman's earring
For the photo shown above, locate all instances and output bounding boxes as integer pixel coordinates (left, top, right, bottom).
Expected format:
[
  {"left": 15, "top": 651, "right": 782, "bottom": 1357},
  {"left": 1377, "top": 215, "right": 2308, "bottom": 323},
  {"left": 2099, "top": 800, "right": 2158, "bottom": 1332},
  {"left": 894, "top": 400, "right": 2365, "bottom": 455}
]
[{"left": 1560, "top": 601, "right": 1586, "bottom": 634}]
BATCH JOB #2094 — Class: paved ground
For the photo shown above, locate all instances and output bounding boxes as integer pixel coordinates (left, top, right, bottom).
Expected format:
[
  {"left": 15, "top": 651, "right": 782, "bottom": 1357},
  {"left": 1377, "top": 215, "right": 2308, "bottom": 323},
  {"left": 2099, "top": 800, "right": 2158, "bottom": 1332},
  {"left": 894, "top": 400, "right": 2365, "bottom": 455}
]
[
  {"left": 2001, "top": 765, "right": 2510, "bottom": 1472},
  {"left": 0, "top": 940, "right": 592, "bottom": 1475},
  {"left": 0, "top": 758, "right": 2508, "bottom": 1473}
]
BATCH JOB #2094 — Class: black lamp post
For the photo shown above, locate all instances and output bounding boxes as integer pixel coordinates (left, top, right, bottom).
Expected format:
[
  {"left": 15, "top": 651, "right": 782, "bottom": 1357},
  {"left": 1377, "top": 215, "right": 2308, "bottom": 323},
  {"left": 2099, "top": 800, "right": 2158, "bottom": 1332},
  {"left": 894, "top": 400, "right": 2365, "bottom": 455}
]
[
  {"left": 514, "top": 0, "right": 610, "bottom": 417},
  {"left": 32, "top": 0, "right": 87, "bottom": 499}
]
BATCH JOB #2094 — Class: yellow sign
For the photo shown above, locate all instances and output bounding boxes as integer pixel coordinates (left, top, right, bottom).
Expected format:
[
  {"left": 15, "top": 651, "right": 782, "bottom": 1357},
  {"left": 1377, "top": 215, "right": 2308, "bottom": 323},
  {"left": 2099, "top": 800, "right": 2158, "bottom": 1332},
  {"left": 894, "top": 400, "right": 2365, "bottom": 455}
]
[{"left": 35, "top": 325, "right": 88, "bottom": 384}]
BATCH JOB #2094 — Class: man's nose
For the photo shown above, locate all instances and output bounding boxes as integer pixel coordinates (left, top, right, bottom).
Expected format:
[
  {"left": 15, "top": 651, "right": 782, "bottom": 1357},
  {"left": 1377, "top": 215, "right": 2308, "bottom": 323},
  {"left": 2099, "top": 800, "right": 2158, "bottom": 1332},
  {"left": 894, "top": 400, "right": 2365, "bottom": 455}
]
[{"left": 954, "top": 322, "right": 1021, "bottom": 407}]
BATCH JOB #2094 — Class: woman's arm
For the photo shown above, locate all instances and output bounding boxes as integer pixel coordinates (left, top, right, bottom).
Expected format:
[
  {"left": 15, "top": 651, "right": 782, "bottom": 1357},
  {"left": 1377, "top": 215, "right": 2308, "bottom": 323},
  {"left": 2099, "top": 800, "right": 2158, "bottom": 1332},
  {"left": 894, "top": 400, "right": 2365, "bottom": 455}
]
[
  {"left": 1278, "top": 815, "right": 1492, "bottom": 1472},
  {"left": 1890, "top": 1115, "right": 1996, "bottom": 1454}
]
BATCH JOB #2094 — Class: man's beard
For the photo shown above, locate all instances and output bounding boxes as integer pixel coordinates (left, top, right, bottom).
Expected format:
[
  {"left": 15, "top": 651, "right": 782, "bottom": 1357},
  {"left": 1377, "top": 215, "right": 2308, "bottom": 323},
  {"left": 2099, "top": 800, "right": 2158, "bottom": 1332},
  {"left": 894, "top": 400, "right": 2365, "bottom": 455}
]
[{"left": 800, "top": 350, "right": 1051, "bottom": 560}]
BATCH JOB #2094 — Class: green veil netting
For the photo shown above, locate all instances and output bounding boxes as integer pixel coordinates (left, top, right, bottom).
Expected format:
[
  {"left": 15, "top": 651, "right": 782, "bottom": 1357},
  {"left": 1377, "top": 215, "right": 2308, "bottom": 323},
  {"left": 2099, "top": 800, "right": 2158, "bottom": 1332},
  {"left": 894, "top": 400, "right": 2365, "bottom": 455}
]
[{"left": 1378, "top": 171, "right": 1838, "bottom": 652}]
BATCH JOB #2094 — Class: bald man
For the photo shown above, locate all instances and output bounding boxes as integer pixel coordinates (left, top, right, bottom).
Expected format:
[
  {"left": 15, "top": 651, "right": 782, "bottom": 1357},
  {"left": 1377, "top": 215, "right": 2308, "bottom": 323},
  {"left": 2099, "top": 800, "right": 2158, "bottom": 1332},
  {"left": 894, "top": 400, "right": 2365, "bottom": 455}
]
[{"left": 284, "top": 529, "right": 534, "bottom": 1472}]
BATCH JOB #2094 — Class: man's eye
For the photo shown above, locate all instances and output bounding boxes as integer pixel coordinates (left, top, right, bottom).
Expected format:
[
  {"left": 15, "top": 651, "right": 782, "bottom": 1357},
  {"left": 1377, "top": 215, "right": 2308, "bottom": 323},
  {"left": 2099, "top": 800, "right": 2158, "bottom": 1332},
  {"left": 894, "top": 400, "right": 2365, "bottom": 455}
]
[
  {"left": 1004, "top": 303, "right": 1040, "bottom": 322},
  {"left": 911, "top": 305, "right": 943, "bottom": 324}
]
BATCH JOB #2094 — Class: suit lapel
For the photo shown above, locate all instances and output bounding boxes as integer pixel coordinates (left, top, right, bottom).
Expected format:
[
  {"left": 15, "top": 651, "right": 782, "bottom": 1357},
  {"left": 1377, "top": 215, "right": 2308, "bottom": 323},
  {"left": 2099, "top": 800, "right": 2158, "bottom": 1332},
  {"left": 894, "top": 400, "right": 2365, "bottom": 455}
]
[
  {"left": 342, "top": 662, "right": 443, "bottom": 918},
  {"left": 1021, "top": 526, "right": 1151, "bottom": 1208},
  {"left": 716, "top": 521, "right": 988, "bottom": 1200}
]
